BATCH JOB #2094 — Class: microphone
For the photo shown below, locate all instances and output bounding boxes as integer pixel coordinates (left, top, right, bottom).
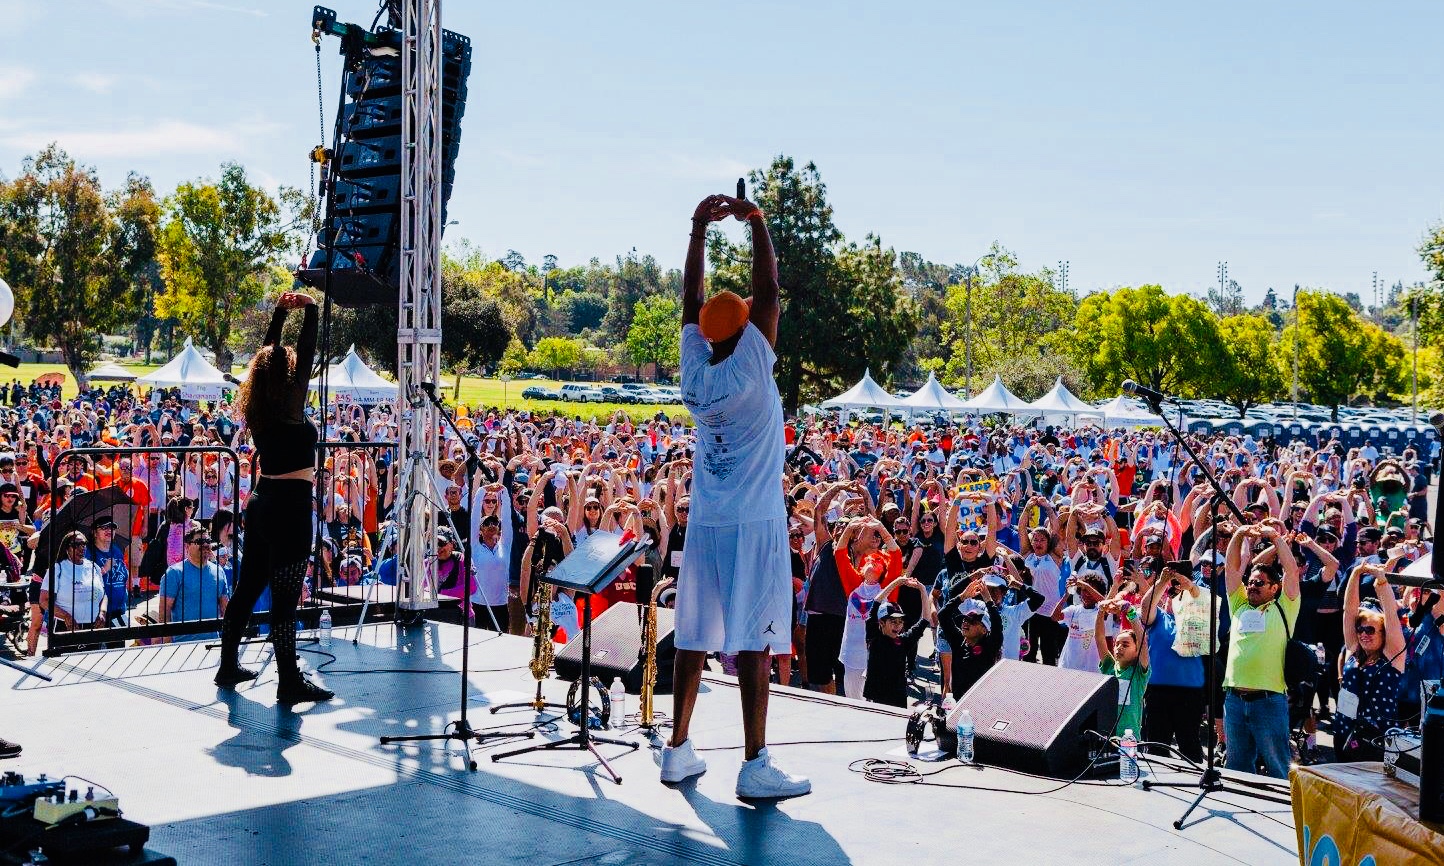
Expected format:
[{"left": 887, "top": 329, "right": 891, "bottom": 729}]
[{"left": 1121, "top": 380, "right": 1170, "bottom": 406}]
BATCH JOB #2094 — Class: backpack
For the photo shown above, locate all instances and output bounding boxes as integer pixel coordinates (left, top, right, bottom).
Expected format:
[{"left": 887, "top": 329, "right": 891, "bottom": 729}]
[{"left": 1273, "top": 599, "right": 1319, "bottom": 701}]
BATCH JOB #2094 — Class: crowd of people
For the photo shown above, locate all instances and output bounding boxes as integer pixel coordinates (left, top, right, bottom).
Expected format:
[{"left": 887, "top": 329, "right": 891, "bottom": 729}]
[{"left": 0, "top": 370, "right": 1439, "bottom": 777}]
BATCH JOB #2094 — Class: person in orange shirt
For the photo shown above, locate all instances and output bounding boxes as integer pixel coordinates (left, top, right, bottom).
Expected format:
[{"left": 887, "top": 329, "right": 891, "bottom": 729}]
[{"left": 111, "top": 458, "right": 151, "bottom": 573}]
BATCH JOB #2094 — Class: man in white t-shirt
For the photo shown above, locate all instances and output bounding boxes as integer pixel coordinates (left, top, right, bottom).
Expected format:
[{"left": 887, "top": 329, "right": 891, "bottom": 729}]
[{"left": 660, "top": 193, "right": 809, "bottom": 800}]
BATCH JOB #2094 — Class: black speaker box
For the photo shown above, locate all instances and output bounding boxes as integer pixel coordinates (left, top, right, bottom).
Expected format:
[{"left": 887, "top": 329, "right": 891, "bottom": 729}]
[
  {"left": 956, "top": 660, "right": 1119, "bottom": 778},
  {"left": 554, "top": 601, "right": 675, "bottom": 695}
]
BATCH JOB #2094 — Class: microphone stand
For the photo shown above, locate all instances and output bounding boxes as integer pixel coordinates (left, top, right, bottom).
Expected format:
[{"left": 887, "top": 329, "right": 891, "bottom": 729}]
[
  {"left": 378, "top": 383, "right": 530, "bottom": 769},
  {"left": 1132, "top": 392, "right": 1293, "bottom": 826}
]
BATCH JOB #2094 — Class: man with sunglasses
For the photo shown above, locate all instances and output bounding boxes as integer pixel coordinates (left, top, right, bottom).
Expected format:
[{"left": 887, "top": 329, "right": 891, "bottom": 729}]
[
  {"left": 1221, "top": 524, "right": 1301, "bottom": 779},
  {"left": 157, "top": 525, "right": 229, "bottom": 643}
]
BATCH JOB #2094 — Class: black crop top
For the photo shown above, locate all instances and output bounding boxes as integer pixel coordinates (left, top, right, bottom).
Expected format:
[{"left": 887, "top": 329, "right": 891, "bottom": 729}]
[{"left": 252, "top": 304, "right": 320, "bottom": 476}]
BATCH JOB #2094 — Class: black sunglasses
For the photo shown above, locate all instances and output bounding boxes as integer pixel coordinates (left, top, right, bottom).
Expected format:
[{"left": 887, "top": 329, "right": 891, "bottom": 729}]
[{"left": 1354, "top": 623, "right": 1378, "bottom": 636}]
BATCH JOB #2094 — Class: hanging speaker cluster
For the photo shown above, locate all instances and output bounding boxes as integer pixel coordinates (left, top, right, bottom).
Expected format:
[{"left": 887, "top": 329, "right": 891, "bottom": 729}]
[{"left": 299, "top": 5, "right": 471, "bottom": 307}]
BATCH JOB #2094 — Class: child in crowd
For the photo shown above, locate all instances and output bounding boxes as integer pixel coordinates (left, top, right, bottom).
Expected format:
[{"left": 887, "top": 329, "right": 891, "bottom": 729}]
[
  {"left": 1096, "top": 597, "right": 1150, "bottom": 737},
  {"left": 1053, "top": 573, "right": 1115, "bottom": 672},
  {"left": 863, "top": 577, "right": 933, "bottom": 707}
]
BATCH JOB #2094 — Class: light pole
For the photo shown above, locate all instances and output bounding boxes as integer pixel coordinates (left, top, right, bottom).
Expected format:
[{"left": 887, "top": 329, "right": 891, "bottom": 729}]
[
  {"left": 1411, "top": 293, "right": 1419, "bottom": 426},
  {"left": 1291, "top": 284, "right": 1300, "bottom": 420}
]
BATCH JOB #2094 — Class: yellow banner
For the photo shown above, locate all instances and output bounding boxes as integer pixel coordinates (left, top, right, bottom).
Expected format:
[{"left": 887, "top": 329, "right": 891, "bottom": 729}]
[{"left": 1292, "top": 763, "right": 1444, "bottom": 866}]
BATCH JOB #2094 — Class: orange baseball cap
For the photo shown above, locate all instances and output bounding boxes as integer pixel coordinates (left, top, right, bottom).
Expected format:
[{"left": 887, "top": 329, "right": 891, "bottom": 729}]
[{"left": 698, "top": 291, "right": 750, "bottom": 342}]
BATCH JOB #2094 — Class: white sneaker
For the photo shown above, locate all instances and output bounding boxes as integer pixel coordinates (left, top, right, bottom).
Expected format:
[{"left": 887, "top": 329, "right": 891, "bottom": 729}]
[
  {"left": 659, "top": 739, "right": 707, "bottom": 784},
  {"left": 736, "top": 747, "right": 811, "bottom": 800}
]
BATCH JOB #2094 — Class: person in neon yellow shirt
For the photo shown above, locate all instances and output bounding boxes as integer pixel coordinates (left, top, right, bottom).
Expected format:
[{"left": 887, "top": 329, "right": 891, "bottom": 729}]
[{"left": 1221, "top": 522, "right": 1300, "bottom": 779}]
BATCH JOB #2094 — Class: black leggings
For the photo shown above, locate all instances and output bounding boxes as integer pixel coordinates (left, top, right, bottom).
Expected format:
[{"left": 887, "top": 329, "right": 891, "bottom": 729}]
[
  {"left": 1142, "top": 683, "right": 1205, "bottom": 763},
  {"left": 220, "top": 478, "right": 314, "bottom": 680},
  {"left": 1025, "top": 614, "right": 1066, "bottom": 666}
]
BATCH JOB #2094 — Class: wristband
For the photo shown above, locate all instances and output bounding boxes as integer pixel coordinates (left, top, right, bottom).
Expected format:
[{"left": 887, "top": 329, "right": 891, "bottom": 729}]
[{"left": 1435, "top": 614, "right": 1444, "bottom": 630}]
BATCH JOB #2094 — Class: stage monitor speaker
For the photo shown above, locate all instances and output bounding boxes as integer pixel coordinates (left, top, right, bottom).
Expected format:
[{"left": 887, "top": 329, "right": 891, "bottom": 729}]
[
  {"left": 956, "top": 660, "right": 1119, "bottom": 778},
  {"left": 554, "top": 601, "right": 675, "bottom": 695}
]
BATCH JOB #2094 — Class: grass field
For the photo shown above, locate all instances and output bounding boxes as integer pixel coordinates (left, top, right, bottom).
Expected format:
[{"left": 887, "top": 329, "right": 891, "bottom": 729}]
[{"left": 15, "top": 362, "right": 688, "bottom": 424}]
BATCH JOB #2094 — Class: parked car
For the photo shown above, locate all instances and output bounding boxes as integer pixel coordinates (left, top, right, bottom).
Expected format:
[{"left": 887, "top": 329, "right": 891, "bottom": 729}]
[
  {"left": 521, "top": 386, "right": 558, "bottom": 400},
  {"left": 650, "top": 386, "right": 682, "bottom": 404},
  {"left": 618, "top": 383, "right": 660, "bottom": 403},
  {"left": 558, "top": 384, "right": 604, "bottom": 402},
  {"left": 598, "top": 386, "right": 636, "bottom": 404}
]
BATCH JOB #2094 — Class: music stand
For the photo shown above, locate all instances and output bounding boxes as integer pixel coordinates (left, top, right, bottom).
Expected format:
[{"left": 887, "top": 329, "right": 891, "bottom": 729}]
[{"left": 491, "top": 531, "right": 645, "bottom": 784}]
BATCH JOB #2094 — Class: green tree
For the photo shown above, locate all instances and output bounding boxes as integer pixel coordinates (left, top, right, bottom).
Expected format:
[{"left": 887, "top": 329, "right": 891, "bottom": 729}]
[
  {"left": 624, "top": 295, "right": 681, "bottom": 381},
  {"left": 708, "top": 156, "right": 848, "bottom": 410},
  {"left": 1278, "top": 289, "right": 1406, "bottom": 420},
  {"left": 553, "top": 290, "right": 608, "bottom": 335},
  {"left": 1206, "top": 279, "right": 1246, "bottom": 317},
  {"left": 442, "top": 294, "right": 511, "bottom": 374},
  {"left": 1068, "top": 284, "right": 1222, "bottom": 397},
  {"left": 0, "top": 145, "right": 159, "bottom": 385},
  {"left": 1213, "top": 313, "right": 1285, "bottom": 417},
  {"left": 937, "top": 248, "right": 1076, "bottom": 392},
  {"left": 498, "top": 337, "right": 529, "bottom": 375},
  {"left": 828, "top": 235, "right": 917, "bottom": 386},
  {"left": 529, "top": 336, "right": 583, "bottom": 379},
  {"left": 600, "top": 250, "right": 666, "bottom": 344},
  {"left": 155, "top": 163, "right": 303, "bottom": 371}
]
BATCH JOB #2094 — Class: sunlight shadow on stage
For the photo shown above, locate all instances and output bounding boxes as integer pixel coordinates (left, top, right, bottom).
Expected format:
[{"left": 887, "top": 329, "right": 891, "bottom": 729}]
[{"left": 677, "top": 779, "right": 852, "bottom": 866}]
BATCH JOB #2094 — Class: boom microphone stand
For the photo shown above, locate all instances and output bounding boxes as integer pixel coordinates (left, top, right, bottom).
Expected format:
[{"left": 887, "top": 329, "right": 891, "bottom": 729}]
[
  {"left": 1120, "top": 382, "right": 1292, "bottom": 827},
  {"left": 378, "top": 383, "right": 529, "bottom": 769}
]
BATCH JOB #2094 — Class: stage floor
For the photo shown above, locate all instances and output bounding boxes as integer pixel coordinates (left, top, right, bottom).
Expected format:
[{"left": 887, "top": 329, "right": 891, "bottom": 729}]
[{"left": 4, "top": 623, "right": 1299, "bottom": 865}]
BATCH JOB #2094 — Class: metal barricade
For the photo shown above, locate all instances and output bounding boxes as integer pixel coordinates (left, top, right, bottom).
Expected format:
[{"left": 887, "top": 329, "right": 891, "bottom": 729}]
[
  {"left": 309, "top": 440, "right": 399, "bottom": 624},
  {"left": 43, "top": 445, "right": 241, "bottom": 654}
]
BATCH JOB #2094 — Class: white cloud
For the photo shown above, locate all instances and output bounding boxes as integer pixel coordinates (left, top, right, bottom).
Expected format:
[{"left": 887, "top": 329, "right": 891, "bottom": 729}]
[
  {"left": 0, "top": 119, "right": 243, "bottom": 158},
  {"left": 72, "top": 73, "right": 118, "bottom": 95},
  {"left": 0, "top": 67, "right": 36, "bottom": 100}
]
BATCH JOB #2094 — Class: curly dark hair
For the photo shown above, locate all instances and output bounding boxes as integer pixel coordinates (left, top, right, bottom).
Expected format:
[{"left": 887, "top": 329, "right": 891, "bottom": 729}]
[{"left": 236, "top": 344, "right": 297, "bottom": 434}]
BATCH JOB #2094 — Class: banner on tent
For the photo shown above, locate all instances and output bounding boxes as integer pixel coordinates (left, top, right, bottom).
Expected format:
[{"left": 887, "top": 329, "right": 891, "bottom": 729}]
[{"left": 180, "top": 384, "right": 226, "bottom": 401}]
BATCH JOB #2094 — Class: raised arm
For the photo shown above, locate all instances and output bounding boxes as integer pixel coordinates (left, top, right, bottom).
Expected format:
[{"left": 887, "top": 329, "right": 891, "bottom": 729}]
[
  {"left": 1374, "top": 571, "right": 1406, "bottom": 670},
  {"left": 736, "top": 198, "right": 779, "bottom": 346},
  {"left": 682, "top": 196, "right": 733, "bottom": 327}
]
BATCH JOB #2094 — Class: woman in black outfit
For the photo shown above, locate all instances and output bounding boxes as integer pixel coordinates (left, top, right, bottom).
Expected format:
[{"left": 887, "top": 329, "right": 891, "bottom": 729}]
[{"left": 215, "top": 291, "right": 333, "bottom": 703}]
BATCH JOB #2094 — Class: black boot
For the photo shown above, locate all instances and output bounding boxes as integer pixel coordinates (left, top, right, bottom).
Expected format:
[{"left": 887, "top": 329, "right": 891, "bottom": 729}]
[
  {"left": 214, "top": 663, "right": 259, "bottom": 687},
  {"left": 0, "top": 739, "right": 21, "bottom": 759},
  {"left": 277, "top": 674, "right": 334, "bottom": 704}
]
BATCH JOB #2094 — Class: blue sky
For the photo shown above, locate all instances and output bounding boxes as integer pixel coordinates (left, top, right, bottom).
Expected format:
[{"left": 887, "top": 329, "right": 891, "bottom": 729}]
[{"left": 2, "top": 0, "right": 1441, "bottom": 305}]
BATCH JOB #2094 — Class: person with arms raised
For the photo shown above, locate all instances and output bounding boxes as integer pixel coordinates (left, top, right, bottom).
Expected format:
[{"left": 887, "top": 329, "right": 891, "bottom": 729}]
[{"left": 660, "top": 193, "right": 809, "bottom": 799}]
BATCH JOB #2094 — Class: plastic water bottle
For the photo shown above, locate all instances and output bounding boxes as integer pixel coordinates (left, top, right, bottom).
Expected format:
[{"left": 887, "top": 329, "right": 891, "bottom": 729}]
[
  {"left": 957, "top": 710, "right": 975, "bottom": 764},
  {"left": 318, "top": 609, "right": 333, "bottom": 648},
  {"left": 609, "top": 677, "right": 626, "bottom": 728},
  {"left": 1119, "top": 729, "right": 1139, "bottom": 784}
]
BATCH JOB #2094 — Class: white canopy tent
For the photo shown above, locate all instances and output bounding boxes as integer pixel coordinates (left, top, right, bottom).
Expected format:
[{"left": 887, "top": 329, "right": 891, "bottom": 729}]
[
  {"left": 136, "top": 338, "right": 235, "bottom": 401},
  {"left": 1095, "top": 394, "right": 1165, "bottom": 427},
  {"left": 1026, "top": 377, "right": 1101, "bottom": 421},
  {"left": 821, "top": 369, "right": 904, "bottom": 422},
  {"left": 898, "top": 371, "right": 970, "bottom": 413},
  {"left": 309, "top": 345, "right": 399, "bottom": 405},
  {"left": 87, "top": 362, "right": 137, "bottom": 382},
  {"left": 958, "top": 375, "right": 1028, "bottom": 414}
]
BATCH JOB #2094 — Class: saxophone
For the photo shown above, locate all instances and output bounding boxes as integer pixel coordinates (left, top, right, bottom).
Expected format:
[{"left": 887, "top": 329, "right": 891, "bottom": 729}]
[
  {"left": 528, "top": 572, "right": 555, "bottom": 709},
  {"left": 639, "top": 576, "right": 675, "bottom": 731}
]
